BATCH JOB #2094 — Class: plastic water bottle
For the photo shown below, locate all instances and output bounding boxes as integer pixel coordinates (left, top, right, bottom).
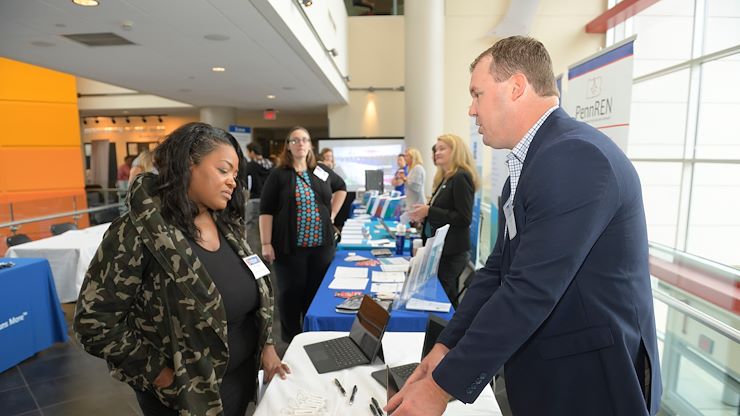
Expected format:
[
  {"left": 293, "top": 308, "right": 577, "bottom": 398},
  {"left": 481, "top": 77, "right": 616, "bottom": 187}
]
[{"left": 395, "top": 224, "right": 406, "bottom": 255}]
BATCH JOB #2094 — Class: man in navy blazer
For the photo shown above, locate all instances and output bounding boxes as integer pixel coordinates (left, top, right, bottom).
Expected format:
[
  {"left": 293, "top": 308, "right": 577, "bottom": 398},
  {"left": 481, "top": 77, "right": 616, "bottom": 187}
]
[{"left": 387, "top": 36, "right": 661, "bottom": 416}]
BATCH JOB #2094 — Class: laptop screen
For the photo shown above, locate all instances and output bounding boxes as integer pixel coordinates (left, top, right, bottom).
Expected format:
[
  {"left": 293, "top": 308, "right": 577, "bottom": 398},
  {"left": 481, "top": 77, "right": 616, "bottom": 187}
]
[
  {"left": 349, "top": 295, "right": 390, "bottom": 361},
  {"left": 377, "top": 218, "right": 396, "bottom": 238},
  {"left": 421, "top": 314, "right": 448, "bottom": 360}
]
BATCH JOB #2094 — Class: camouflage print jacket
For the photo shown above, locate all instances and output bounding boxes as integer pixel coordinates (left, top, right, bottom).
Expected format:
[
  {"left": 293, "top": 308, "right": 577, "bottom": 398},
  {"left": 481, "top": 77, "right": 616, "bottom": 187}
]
[{"left": 74, "top": 173, "right": 274, "bottom": 416}]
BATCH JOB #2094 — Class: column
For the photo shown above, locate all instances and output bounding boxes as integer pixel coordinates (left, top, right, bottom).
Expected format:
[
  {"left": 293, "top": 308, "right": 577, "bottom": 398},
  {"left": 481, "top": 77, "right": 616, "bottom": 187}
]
[
  {"left": 404, "top": 0, "right": 444, "bottom": 195},
  {"left": 199, "top": 106, "right": 236, "bottom": 130}
]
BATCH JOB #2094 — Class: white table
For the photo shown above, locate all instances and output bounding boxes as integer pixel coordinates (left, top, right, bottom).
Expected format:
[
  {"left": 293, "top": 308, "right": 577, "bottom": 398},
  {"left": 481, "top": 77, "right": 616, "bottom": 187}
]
[
  {"left": 254, "top": 331, "right": 501, "bottom": 416},
  {"left": 6, "top": 223, "right": 110, "bottom": 303}
]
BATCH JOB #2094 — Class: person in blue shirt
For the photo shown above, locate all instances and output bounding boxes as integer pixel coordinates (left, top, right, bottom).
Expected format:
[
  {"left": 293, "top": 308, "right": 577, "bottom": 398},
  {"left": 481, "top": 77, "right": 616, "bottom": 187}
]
[{"left": 391, "top": 153, "right": 408, "bottom": 195}]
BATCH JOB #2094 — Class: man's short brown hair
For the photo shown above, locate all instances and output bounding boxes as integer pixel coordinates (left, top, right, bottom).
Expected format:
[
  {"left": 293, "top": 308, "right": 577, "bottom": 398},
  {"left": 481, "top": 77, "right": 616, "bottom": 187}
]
[{"left": 471, "top": 36, "right": 558, "bottom": 98}]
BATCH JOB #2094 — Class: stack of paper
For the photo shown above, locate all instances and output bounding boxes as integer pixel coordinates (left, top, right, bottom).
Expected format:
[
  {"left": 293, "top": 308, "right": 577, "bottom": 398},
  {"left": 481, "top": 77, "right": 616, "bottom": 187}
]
[
  {"left": 371, "top": 271, "right": 406, "bottom": 283},
  {"left": 328, "top": 266, "right": 369, "bottom": 290},
  {"left": 405, "top": 298, "right": 451, "bottom": 312},
  {"left": 370, "top": 282, "right": 405, "bottom": 293}
]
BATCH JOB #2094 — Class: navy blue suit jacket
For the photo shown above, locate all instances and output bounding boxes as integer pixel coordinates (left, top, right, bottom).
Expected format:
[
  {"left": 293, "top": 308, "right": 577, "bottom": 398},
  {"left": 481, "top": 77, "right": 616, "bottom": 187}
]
[{"left": 433, "top": 108, "right": 662, "bottom": 415}]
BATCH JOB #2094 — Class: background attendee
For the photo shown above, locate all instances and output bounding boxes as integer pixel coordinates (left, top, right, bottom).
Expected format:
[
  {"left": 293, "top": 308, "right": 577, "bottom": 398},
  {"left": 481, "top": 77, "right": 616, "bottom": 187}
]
[
  {"left": 75, "top": 122, "right": 288, "bottom": 416},
  {"left": 244, "top": 142, "right": 274, "bottom": 253},
  {"left": 391, "top": 153, "right": 408, "bottom": 195},
  {"left": 128, "top": 149, "right": 156, "bottom": 184},
  {"left": 259, "top": 126, "right": 346, "bottom": 342},
  {"left": 403, "top": 148, "right": 426, "bottom": 210},
  {"left": 318, "top": 147, "right": 335, "bottom": 169},
  {"left": 408, "top": 134, "right": 477, "bottom": 307},
  {"left": 117, "top": 155, "right": 136, "bottom": 182},
  {"left": 388, "top": 36, "right": 661, "bottom": 416}
]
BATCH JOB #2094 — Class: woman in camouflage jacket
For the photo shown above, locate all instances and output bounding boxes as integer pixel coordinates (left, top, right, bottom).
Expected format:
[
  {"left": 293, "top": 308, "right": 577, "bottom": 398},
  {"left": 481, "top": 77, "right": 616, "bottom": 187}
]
[{"left": 75, "top": 123, "right": 288, "bottom": 416}]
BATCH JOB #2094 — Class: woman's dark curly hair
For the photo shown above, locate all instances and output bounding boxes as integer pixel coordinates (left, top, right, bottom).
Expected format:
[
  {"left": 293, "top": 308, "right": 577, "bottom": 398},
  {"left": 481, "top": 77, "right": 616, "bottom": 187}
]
[{"left": 154, "top": 122, "right": 247, "bottom": 241}]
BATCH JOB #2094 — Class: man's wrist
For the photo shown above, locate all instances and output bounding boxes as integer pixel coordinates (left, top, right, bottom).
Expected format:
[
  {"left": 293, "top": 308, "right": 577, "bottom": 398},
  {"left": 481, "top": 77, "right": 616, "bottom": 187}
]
[{"left": 262, "top": 242, "right": 271, "bottom": 245}]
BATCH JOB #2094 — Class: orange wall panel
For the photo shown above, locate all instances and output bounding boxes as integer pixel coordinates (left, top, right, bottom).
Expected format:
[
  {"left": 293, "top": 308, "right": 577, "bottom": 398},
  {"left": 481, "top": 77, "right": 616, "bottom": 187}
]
[
  {"left": 0, "top": 57, "right": 77, "bottom": 104},
  {"left": 0, "top": 147, "right": 85, "bottom": 191},
  {"left": 0, "top": 101, "right": 81, "bottom": 146}
]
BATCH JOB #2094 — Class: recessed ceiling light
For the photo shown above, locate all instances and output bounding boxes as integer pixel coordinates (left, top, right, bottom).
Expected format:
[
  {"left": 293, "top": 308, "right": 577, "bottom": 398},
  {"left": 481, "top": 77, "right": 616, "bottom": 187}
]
[
  {"left": 55, "top": 23, "right": 67, "bottom": 28},
  {"left": 266, "top": 94, "right": 276, "bottom": 99},
  {"left": 179, "top": 88, "right": 192, "bottom": 92},
  {"left": 282, "top": 86, "right": 295, "bottom": 91},
  {"left": 212, "top": 67, "right": 226, "bottom": 72},
  {"left": 72, "top": 0, "right": 99, "bottom": 6},
  {"left": 204, "top": 34, "right": 230, "bottom": 41}
]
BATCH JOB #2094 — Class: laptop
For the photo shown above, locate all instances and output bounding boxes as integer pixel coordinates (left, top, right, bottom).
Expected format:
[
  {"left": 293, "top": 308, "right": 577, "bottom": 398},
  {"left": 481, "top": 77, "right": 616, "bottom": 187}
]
[
  {"left": 304, "top": 295, "right": 390, "bottom": 374},
  {"left": 377, "top": 217, "right": 396, "bottom": 239},
  {"left": 371, "top": 314, "right": 448, "bottom": 389}
]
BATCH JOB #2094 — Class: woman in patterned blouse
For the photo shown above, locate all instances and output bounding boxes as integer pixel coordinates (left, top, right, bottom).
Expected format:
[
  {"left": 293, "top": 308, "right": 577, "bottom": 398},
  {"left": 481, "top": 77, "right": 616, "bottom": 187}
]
[{"left": 259, "top": 126, "right": 346, "bottom": 341}]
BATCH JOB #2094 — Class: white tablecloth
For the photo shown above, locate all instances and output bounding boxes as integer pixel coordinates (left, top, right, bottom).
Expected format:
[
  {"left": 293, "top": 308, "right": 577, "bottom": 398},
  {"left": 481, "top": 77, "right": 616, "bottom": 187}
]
[
  {"left": 6, "top": 223, "right": 110, "bottom": 303},
  {"left": 254, "top": 331, "right": 501, "bottom": 416}
]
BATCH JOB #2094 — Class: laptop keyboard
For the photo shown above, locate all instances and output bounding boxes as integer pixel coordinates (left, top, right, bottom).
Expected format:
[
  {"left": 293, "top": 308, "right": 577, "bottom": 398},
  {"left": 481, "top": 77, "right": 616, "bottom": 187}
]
[
  {"left": 391, "top": 363, "right": 418, "bottom": 381},
  {"left": 324, "top": 337, "right": 368, "bottom": 367}
]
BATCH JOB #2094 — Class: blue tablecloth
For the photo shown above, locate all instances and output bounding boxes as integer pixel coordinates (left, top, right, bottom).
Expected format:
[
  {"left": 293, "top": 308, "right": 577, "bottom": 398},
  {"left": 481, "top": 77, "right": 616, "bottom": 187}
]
[
  {"left": 303, "top": 250, "right": 454, "bottom": 332},
  {"left": 0, "top": 258, "right": 68, "bottom": 372}
]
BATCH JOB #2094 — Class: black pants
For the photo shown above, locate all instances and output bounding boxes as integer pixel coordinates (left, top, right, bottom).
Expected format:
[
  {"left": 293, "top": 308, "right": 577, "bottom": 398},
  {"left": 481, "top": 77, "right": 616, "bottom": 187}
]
[
  {"left": 437, "top": 251, "right": 469, "bottom": 308},
  {"left": 273, "top": 244, "right": 335, "bottom": 342},
  {"left": 134, "top": 357, "right": 256, "bottom": 416}
]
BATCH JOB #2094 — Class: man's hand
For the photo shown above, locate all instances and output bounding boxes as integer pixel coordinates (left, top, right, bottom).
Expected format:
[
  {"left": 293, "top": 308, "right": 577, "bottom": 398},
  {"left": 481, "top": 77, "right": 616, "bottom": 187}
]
[
  {"left": 385, "top": 343, "right": 450, "bottom": 414},
  {"left": 385, "top": 375, "right": 451, "bottom": 416},
  {"left": 404, "top": 343, "right": 448, "bottom": 385}
]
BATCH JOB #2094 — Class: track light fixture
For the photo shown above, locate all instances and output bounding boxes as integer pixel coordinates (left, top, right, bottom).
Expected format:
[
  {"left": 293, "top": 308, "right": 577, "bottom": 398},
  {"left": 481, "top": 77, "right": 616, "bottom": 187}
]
[
  {"left": 301, "top": 0, "right": 313, "bottom": 6},
  {"left": 328, "top": 48, "right": 338, "bottom": 57},
  {"left": 81, "top": 114, "right": 166, "bottom": 125}
]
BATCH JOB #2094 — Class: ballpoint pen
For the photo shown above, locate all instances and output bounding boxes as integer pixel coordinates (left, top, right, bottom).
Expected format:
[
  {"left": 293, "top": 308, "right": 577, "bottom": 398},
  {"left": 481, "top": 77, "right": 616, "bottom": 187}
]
[
  {"left": 371, "top": 397, "right": 384, "bottom": 415},
  {"left": 369, "top": 403, "right": 379, "bottom": 416},
  {"left": 349, "top": 385, "right": 358, "bottom": 405},
  {"left": 333, "top": 378, "right": 347, "bottom": 396}
]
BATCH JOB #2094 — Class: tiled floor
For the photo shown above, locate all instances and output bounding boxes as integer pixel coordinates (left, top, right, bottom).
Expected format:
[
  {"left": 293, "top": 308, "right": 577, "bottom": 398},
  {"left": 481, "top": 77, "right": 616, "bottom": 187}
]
[{"left": 0, "top": 303, "right": 289, "bottom": 416}]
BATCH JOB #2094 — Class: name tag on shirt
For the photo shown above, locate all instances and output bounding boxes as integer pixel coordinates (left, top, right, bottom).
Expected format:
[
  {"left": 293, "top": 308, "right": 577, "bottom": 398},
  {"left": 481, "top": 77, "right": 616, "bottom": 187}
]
[
  {"left": 503, "top": 198, "right": 517, "bottom": 240},
  {"left": 313, "top": 165, "right": 329, "bottom": 182},
  {"left": 243, "top": 255, "right": 270, "bottom": 279}
]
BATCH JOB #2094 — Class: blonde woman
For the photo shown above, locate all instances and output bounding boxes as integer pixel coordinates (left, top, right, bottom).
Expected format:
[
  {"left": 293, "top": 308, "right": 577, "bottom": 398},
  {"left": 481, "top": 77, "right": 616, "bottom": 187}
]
[
  {"left": 408, "top": 134, "right": 478, "bottom": 306},
  {"left": 128, "top": 149, "right": 156, "bottom": 184},
  {"left": 403, "top": 148, "right": 426, "bottom": 209}
]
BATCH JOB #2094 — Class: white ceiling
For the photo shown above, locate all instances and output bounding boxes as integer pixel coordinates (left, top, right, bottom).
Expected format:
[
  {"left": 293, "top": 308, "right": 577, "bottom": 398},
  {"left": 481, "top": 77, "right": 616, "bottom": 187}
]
[{"left": 0, "top": 0, "right": 346, "bottom": 115}]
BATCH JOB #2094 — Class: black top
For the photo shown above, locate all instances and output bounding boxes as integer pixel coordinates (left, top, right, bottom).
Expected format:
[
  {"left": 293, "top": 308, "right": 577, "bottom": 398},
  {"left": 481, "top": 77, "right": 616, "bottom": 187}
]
[
  {"left": 422, "top": 171, "right": 475, "bottom": 256},
  {"left": 188, "top": 232, "right": 259, "bottom": 373},
  {"left": 260, "top": 165, "right": 346, "bottom": 257},
  {"left": 244, "top": 158, "right": 274, "bottom": 200}
]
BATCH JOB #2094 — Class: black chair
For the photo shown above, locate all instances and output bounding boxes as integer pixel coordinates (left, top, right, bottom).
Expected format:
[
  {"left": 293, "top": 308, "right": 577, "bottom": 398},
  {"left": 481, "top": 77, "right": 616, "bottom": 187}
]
[
  {"left": 6, "top": 233, "right": 32, "bottom": 247},
  {"left": 455, "top": 260, "right": 477, "bottom": 305},
  {"left": 50, "top": 222, "right": 78, "bottom": 236}
]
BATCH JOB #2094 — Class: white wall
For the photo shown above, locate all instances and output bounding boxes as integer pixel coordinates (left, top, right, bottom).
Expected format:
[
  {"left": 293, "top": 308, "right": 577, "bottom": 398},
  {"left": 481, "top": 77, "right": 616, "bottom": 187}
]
[
  {"left": 328, "top": 16, "right": 405, "bottom": 137},
  {"left": 330, "top": 0, "right": 606, "bottom": 140}
]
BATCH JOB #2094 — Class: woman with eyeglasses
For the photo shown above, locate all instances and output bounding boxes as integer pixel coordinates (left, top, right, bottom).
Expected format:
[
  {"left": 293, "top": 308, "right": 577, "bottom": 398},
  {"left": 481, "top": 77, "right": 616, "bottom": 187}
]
[{"left": 259, "top": 126, "right": 347, "bottom": 342}]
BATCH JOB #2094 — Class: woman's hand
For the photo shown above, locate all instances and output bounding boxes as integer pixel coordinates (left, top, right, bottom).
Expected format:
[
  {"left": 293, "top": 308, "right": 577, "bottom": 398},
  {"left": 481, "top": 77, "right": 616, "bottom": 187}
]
[
  {"left": 153, "top": 367, "right": 174, "bottom": 388},
  {"left": 408, "top": 204, "right": 430, "bottom": 223},
  {"left": 261, "top": 243, "right": 275, "bottom": 263},
  {"left": 262, "top": 345, "right": 290, "bottom": 383}
]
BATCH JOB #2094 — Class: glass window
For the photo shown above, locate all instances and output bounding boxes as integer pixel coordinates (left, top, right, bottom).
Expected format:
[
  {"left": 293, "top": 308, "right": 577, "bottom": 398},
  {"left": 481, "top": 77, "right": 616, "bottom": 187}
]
[
  {"left": 631, "top": 0, "right": 695, "bottom": 76},
  {"left": 633, "top": 162, "right": 683, "bottom": 247},
  {"left": 687, "top": 163, "right": 740, "bottom": 267},
  {"left": 695, "top": 54, "right": 740, "bottom": 159},
  {"left": 703, "top": 0, "right": 740, "bottom": 55},
  {"left": 628, "top": 69, "right": 690, "bottom": 158}
]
